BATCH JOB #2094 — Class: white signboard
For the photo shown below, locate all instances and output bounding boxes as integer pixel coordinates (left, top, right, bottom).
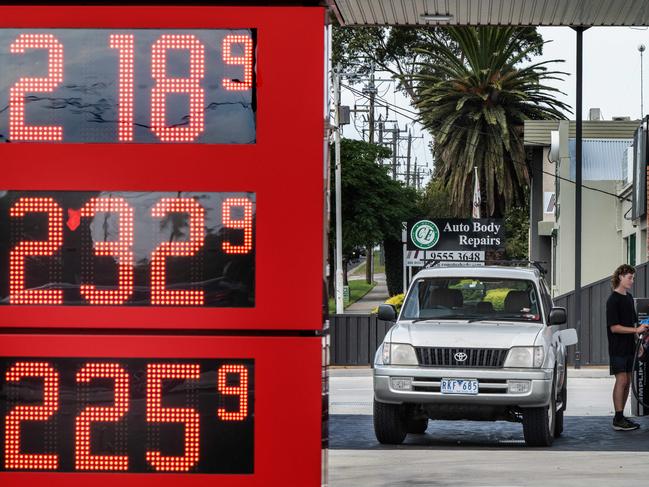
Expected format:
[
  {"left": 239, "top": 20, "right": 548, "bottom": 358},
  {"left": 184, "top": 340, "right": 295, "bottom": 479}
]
[{"left": 406, "top": 250, "right": 485, "bottom": 267}]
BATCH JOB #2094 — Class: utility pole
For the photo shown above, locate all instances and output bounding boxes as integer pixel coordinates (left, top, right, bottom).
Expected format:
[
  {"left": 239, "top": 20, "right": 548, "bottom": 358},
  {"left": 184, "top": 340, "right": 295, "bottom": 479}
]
[
  {"left": 333, "top": 64, "right": 344, "bottom": 315},
  {"left": 342, "top": 70, "right": 382, "bottom": 285},
  {"left": 377, "top": 122, "right": 406, "bottom": 180},
  {"left": 391, "top": 126, "right": 398, "bottom": 180},
  {"left": 402, "top": 129, "right": 423, "bottom": 186},
  {"left": 413, "top": 158, "right": 418, "bottom": 189},
  {"left": 367, "top": 69, "right": 376, "bottom": 144},
  {"left": 363, "top": 68, "right": 377, "bottom": 284},
  {"left": 384, "top": 125, "right": 423, "bottom": 186},
  {"left": 405, "top": 129, "right": 412, "bottom": 186}
]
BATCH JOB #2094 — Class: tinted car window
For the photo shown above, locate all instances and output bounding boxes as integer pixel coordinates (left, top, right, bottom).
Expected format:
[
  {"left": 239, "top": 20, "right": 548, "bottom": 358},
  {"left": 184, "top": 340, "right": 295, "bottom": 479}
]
[{"left": 401, "top": 277, "right": 541, "bottom": 322}]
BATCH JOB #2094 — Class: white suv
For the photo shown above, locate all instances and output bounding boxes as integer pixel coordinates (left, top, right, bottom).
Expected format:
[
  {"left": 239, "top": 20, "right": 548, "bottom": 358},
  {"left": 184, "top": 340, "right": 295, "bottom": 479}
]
[{"left": 373, "top": 265, "right": 578, "bottom": 447}]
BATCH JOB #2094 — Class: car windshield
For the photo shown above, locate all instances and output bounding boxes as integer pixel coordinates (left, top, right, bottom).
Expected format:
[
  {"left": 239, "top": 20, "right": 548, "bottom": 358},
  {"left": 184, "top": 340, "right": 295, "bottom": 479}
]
[{"left": 401, "top": 277, "right": 542, "bottom": 323}]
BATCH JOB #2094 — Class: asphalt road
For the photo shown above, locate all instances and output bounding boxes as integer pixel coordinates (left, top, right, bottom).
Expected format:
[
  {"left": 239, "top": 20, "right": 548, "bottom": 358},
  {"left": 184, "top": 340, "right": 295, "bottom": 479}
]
[{"left": 328, "top": 368, "right": 649, "bottom": 487}]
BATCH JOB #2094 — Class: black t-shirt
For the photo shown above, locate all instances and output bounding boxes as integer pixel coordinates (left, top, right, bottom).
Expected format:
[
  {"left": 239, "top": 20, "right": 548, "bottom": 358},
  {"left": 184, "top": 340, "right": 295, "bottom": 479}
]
[{"left": 606, "top": 291, "right": 638, "bottom": 357}]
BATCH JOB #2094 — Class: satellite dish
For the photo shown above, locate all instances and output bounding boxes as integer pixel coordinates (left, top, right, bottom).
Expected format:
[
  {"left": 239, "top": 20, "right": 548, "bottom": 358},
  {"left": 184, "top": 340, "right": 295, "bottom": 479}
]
[{"left": 549, "top": 130, "right": 560, "bottom": 163}]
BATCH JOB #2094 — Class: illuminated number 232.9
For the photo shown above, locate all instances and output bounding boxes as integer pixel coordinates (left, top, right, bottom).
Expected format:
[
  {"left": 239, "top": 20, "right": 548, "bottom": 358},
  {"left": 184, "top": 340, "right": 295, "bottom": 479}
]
[
  {"left": 9, "top": 33, "right": 253, "bottom": 142},
  {"left": 9, "top": 195, "right": 254, "bottom": 306},
  {"left": 4, "top": 361, "right": 250, "bottom": 471}
]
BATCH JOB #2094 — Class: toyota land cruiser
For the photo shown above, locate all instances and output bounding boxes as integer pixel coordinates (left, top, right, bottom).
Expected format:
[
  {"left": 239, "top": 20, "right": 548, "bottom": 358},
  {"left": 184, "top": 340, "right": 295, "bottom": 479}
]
[{"left": 373, "top": 264, "right": 578, "bottom": 446}]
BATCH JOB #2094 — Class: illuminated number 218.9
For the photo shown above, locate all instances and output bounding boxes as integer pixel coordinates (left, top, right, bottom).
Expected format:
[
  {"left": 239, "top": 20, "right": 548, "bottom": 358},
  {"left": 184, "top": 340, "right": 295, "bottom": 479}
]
[
  {"left": 9, "top": 32, "right": 253, "bottom": 142},
  {"left": 4, "top": 360, "right": 250, "bottom": 471},
  {"left": 9, "top": 196, "right": 253, "bottom": 305}
]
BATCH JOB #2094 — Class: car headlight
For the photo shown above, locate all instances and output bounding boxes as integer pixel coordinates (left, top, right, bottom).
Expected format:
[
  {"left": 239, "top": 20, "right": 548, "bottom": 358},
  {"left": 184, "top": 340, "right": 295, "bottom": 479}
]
[
  {"left": 504, "top": 346, "right": 544, "bottom": 368},
  {"left": 379, "top": 343, "right": 418, "bottom": 365}
]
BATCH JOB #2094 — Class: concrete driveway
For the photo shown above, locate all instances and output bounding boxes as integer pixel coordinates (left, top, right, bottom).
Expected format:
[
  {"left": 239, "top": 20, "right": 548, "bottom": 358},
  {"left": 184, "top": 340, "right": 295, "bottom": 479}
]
[{"left": 328, "top": 368, "right": 649, "bottom": 486}]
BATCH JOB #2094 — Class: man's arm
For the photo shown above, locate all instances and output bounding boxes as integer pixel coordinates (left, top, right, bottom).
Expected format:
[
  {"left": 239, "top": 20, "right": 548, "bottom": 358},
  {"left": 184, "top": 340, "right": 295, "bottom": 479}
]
[{"left": 610, "top": 323, "right": 649, "bottom": 334}]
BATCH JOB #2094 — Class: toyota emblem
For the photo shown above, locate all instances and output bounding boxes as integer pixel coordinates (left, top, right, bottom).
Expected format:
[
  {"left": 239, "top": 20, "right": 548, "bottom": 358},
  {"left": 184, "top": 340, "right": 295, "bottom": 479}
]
[{"left": 454, "top": 352, "right": 468, "bottom": 362}]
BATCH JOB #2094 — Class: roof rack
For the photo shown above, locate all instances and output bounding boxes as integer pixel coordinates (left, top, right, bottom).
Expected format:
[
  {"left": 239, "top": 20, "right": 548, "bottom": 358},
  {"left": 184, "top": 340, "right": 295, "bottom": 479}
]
[{"left": 422, "top": 259, "right": 548, "bottom": 276}]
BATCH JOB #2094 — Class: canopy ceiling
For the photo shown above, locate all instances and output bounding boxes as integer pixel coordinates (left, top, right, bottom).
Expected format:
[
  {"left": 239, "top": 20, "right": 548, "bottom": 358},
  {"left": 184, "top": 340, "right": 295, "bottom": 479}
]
[{"left": 330, "top": 0, "right": 649, "bottom": 26}]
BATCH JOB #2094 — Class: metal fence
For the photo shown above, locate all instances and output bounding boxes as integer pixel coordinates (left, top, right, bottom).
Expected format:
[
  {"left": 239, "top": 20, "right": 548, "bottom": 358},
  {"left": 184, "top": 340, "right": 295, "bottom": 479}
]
[
  {"left": 329, "top": 314, "right": 392, "bottom": 366},
  {"left": 329, "top": 262, "right": 649, "bottom": 366},
  {"left": 554, "top": 261, "right": 649, "bottom": 366}
]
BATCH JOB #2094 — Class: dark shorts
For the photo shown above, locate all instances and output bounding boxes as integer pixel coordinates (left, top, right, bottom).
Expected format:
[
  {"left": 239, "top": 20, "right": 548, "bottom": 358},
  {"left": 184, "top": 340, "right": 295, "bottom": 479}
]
[{"left": 609, "top": 355, "right": 635, "bottom": 375}]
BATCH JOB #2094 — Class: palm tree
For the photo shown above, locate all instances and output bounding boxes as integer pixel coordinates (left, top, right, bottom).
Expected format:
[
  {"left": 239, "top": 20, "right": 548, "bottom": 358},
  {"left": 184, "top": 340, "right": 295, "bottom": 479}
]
[{"left": 415, "top": 27, "right": 570, "bottom": 216}]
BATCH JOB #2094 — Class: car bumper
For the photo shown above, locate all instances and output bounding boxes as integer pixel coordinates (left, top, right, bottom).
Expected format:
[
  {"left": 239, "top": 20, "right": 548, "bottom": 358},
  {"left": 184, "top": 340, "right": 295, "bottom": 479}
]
[{"left": 374, "top": 365, "right": 553, "bottom": 408}]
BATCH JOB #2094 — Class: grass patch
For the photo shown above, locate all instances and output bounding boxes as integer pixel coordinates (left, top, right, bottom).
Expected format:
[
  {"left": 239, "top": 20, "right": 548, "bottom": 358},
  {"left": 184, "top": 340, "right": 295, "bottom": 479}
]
[
  {"left": 350, "top": 251, "right": 385, "bottom": 276},
  {"left": 329, "top": 279, "right": 376, "bottom": 314}
]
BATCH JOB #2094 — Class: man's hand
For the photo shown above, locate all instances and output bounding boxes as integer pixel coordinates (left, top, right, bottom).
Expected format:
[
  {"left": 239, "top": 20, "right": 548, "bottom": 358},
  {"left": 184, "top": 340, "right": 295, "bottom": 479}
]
[{"left": 637, "top": 323, "right": 649, "bottom": 335}]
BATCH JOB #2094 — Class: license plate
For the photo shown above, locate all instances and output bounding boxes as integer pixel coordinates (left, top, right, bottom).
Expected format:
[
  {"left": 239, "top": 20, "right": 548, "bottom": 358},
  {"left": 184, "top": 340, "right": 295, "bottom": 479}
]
[{"left": 441, "top": 378, "right": 479, "bottom": 394}]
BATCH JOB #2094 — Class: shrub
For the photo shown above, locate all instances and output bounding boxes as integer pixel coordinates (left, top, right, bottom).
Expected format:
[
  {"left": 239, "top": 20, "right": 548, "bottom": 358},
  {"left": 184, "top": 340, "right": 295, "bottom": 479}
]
[
  {"left": 449, "top": 279, "right": 485, "bottom": 304},
  {"left": 372, "top": 293, "right": 405, "bottom": 314},
  {"left": 484, "top": 288, "right": 509, "bottom": 311}
]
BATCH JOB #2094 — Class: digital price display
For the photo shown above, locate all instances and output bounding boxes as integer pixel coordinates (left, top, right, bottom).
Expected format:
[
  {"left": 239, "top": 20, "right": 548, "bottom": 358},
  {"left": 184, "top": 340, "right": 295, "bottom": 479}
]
[
  {"left": 0, "top": 29, "right": 256, "bottom": 144},
  {"left": 0, "top": 6, "right": 325, "bottom": 331},
  {"left": 0, "top": 335, "right": 323, "bottom": 486},
  {"left": 0, "top": 357, "right": 254, "bottom": 473},
  {"left": 0, "top": 4, "right": 326, "bottom": 487},
  {"left": 0, "top": 191, "right": 255, "bottom": 307}
]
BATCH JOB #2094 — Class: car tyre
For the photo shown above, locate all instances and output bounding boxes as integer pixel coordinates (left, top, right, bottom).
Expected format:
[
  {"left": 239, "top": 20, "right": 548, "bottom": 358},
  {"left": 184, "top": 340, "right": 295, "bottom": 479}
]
[
  {"left": 406, "top": 418, "right": 428, "bottom": 434},
  {"left": 373, "top": 400, "right": 407, "bottom": 444},
  {"left": 522, "top": 376, "right": 556, "bottom": 447},
  {"left": 554, "top": 370, "right": 567, "bottom": 438}
]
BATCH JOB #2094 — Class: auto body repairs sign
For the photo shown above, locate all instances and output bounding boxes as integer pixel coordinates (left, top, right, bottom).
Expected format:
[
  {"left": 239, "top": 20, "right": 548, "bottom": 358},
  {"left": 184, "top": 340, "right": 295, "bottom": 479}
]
[{"left": 405, "top": 219, "right": 505, "bottom": 266}]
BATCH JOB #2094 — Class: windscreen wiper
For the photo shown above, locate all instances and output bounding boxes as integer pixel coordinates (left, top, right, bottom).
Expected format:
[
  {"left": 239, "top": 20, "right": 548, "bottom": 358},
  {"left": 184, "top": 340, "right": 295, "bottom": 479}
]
[
  {"left": 466, "top": 314, "right": 501, "bottom": 323},
  {"left": 466, "top": 314, "right": 527, "bottom": 323},
  {"left": 411, "top": 314, "right": 459, "bottom": 323}
]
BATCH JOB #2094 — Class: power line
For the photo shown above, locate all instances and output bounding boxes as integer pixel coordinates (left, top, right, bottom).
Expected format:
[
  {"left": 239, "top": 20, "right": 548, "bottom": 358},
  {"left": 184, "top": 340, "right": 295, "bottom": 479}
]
[{"left": 342, "top": 82, "right": 634, "bottom": 203}]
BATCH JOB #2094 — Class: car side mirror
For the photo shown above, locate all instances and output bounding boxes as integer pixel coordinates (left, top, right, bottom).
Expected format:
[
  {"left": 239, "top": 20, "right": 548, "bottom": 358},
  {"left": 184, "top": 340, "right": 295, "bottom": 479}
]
[
  {"left": 378, "top": 304, "right": 397, "bottom": 322},
  {"left": 548, "top": 307, "right": 567, "bottom": 326}
]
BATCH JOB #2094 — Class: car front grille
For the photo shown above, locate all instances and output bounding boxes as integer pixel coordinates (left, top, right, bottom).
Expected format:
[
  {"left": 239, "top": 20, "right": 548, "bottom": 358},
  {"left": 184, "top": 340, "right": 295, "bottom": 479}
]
[{"left": 415, "top": 347, "right": 509, "bottom": 368}]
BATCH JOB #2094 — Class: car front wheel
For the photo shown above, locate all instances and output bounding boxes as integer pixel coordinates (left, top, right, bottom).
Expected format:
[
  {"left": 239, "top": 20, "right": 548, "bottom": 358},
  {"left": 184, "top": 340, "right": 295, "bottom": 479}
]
[
  {"left": 522, "top": 377, "right": 556, "bottom": 447},
  {"left": 373, "top": 400, "right": 407, "bottom": 444}
]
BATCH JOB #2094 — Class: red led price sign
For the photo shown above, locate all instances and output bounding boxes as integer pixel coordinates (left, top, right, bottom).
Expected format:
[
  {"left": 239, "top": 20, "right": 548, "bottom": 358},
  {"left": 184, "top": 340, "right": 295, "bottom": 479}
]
[
  {"left": 0, "top": 191, "right": 255, "bottom": 307},
  {"left": 0, "top": 29, "right": 256, "bottom": 144},
  {"left": 0, "top": 357, "right": 253, "bottom": 473},
  {"left": 0, "top": 334, "right": 323, "bottom": 487},
  {"left": 0, "top": 6, "right": 324, "bottom": 330},
  {"left": 0, "top": 5, "right": 326, "bottom": 486}
]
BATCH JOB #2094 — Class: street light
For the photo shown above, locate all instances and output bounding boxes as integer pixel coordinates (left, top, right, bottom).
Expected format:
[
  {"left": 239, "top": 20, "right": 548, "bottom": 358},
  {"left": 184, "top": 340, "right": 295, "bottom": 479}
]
[{"left": 639, "top": 44, "right": 645, "bottom": 119}]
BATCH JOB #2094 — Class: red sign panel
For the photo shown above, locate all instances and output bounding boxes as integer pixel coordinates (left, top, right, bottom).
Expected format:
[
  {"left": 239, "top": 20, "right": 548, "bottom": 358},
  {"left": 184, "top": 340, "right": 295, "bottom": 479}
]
[
  {"left": 0, "top": 334, "right": 323, "bottom": 485},
  {"left": 0, "top": 6, "right": 325, "bottom": 331}
]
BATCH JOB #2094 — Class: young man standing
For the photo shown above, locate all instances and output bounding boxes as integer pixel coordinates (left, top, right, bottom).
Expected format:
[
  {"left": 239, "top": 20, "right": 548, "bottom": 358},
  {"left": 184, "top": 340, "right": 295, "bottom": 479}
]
[{"left": 606, "top": 264, "right": 648, "bottom": 431}]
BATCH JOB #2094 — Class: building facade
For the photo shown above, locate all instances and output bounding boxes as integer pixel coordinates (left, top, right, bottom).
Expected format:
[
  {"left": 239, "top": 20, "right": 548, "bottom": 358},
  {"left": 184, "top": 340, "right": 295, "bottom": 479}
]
[{"left": 526, "top": 119, "right": 645, "bottom": 296}]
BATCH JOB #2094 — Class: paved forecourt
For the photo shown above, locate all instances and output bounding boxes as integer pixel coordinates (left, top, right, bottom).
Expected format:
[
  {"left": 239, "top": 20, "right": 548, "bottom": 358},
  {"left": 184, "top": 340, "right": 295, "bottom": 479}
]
[{"left": 329, "top": 367, "right": 649, "bottom": 487}]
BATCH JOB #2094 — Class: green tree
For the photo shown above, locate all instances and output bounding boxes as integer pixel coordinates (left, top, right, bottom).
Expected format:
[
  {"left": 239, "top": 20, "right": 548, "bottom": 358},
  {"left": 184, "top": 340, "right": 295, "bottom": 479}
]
[
  {"left": 503, "top": 198, "right": 530, "bottom": 259},
  {"left": 332, "top": 25, "right": 544, "bottom": 100},
  {"left": 329, "top": 138, "right": 418, "bottom": 289},
  {"left": 419, "top": 177, "right": 452, "bottom": 218},
  {"left": 414, "top": 26, "right": 570, "bottom": 216}
]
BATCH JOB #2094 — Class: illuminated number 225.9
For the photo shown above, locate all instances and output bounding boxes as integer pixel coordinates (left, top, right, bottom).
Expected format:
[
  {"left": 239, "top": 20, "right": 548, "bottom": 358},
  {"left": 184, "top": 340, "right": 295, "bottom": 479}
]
[
  {"left": 4, "top": 361, "right": 249, "bottom": 471},
  {"left": 9, "top": 33, "right": 253, "bottom": 142},
  {"left": 9, "top": 196, "right": 253, "bottom": 305}
]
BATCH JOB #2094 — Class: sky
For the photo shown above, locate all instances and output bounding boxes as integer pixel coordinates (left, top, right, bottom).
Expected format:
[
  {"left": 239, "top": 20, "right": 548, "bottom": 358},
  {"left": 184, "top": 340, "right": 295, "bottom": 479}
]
[
  {"left": 339, "top": 77, "right": 434, "bottom": 187},
  {"left": 536, "top": 26, "right": 649, "bottom": 121},
  {"left": 339, "top": 26, "right": 649, "bottom": 186}
]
